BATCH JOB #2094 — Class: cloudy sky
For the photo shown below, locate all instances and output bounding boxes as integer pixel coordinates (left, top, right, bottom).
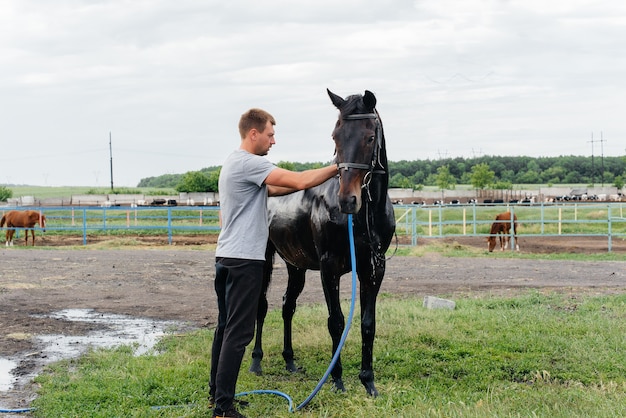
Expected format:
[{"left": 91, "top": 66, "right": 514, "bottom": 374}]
[{"left": 1, "top": 0, "right": 625, "bottom": 187}]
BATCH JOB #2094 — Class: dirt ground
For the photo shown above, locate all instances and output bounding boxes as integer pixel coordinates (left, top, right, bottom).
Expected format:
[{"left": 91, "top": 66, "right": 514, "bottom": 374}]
[{"left": 1, "top": 234, "right": 625, "bottom": 411}]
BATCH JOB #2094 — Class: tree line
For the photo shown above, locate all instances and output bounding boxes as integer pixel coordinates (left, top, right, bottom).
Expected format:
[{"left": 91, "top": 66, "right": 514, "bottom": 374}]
[{"left": 137, "top": 155, "right": 626, "bottom": 192}]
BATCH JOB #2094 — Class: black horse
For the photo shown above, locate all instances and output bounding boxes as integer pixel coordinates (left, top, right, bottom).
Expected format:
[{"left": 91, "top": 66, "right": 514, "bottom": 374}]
[{"left": 250, "top": 89, "right": 396, "bottom": 397}]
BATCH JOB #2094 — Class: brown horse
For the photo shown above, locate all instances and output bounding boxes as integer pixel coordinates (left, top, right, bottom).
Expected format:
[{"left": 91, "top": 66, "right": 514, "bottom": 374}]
[
  {"left": 0, "top": 210, "right": 46, "bottom": 246},
  {"left": 487, "top": 211, "right": 519, "bottom": 252}
]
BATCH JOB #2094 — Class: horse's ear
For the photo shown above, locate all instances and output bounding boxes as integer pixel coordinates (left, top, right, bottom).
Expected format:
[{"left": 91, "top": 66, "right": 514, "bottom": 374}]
[
  {"left": 363, "top": 90, "right": 377, "bottom": 110},
  {"left": 327, "top": 88, "right": 345, "bottom": 110}
]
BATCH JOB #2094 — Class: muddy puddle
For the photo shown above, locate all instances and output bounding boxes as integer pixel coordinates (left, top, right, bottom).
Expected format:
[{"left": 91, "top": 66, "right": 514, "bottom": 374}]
[{"left": 0, "top": 309, "right": 192, "bottom": 411}]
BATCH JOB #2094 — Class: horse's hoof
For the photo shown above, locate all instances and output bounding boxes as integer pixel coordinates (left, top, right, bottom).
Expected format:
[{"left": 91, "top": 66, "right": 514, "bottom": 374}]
[
  {"left": 285, "top": 361, "right": 301, "bottom": 373},
  {"left": 364, "top": 382, "right": 378, "bottom": 397},
  {"left": 332, "top": 379, "right": 346, "bottom": 393},
  {"left": 249, "top": 360, "right": 263, "bottom": 376}
]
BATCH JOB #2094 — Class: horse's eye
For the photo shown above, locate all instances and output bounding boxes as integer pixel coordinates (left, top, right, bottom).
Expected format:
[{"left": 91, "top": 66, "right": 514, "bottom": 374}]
[{"left": 368, "top": 135, "right": 375, "bottom": 143}]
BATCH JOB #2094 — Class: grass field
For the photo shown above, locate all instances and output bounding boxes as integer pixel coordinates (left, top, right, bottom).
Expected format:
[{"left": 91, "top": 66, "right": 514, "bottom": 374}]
[
  {"left": 5, "top": 185, "right": 177, "bottom": 199},
  {"left": 31, "top": 292, "right": 626, "bottom": 417}
]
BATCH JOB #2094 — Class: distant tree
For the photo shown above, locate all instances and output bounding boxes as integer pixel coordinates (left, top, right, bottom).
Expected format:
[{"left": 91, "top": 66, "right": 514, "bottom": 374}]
[
  {"left": 207, "top": 169, "right": 220, "bottom": 192},
  {"left": 436, "top": 165, "right": 456, "bottom": 199},
  {"left": 469, "top": 163, "right": 495, "bottom": 190},
  {"left": 602, "top": 171, "right": 615, "bottom": 185},
  {"left": 277, "top": 161, "right": 296, "bottom": 171},
  {"left": 175, "top": 171, "right": 212, "bottom": 193},
  {"left": 563, "top": 170, "right": 583, "bottom": 184},
  {"left": 614, "top": 175, "right": 624, "bottom": 190},
  {"left": 389, "top": 173, "right": 414, "bottom": 189},
  {"left": 410, "top": 170, "right": 426, "bottom": 185},
  {"left": 516, "top": 169, "right": 541, "bottom": 184},
  {"left": 0, "top": 186, "right": 12, "bottom": 202},
  {"left": 137, "top": 173, "right": 182, "bottom": 188},
  {"left": 492, "top": 180, "right": 512, "bottom": 190}
]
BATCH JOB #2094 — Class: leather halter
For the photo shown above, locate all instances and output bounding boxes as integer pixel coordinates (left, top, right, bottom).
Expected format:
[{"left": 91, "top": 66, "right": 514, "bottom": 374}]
[{"left": 336, "top": 112, "right": 385, "bottom": 174}]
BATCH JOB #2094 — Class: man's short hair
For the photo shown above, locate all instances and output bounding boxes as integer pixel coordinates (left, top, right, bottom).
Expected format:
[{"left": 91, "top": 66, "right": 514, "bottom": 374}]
[{"left": 239, "top": 108, "right": 276, "bottom": 139}]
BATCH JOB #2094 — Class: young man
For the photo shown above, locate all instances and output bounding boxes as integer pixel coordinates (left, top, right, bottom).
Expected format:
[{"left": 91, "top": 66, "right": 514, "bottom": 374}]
[{"left": 209, "top": 108, "right": 337, "bottom": 418}]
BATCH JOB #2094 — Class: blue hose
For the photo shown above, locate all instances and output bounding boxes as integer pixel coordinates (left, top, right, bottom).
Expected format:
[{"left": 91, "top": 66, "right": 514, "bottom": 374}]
[
  {"left": 0, "top": 408, "right": 33, "bottom": 414},
  {"left": 236, "top": 213, "right": 358, "bottom": 412}
]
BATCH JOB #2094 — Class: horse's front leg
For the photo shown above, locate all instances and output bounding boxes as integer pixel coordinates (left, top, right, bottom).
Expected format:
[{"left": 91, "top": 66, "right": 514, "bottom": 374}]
[
  {"left": 357, "top": 253, "right": 384, "bottom": 397},
  {"left": 320, "top": 267, "right": 346, "bottom": 392},
  {"left": 282, "top": 263, "right": 306, "bottom": 372},
  {"left": 26, "top": 230, "right": 34, "bottom": 246}
]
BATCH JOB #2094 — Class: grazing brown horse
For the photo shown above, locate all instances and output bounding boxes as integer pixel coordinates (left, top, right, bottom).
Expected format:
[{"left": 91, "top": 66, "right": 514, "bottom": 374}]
[
  {"left": 0, "top": 210, "right": 46, "bottom": 246},
  {"left": 487, "top": 211, "right": 518, "bottom": 252}
]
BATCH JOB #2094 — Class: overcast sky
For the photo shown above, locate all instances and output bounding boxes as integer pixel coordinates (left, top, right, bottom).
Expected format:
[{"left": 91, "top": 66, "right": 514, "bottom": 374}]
[{"left": 1, "top": 1, "right": 625, "bottom": 187}]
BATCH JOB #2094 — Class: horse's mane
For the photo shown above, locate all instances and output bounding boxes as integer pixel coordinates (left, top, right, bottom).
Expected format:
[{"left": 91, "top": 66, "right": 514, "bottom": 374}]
[{"left": 338, "top": 94, "right": 369, "bottom": 116}]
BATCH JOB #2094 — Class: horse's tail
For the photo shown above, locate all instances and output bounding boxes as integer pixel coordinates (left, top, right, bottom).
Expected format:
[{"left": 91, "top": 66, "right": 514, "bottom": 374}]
[{"left": 0, "top": 214, "right": 5, "bottom": 228}]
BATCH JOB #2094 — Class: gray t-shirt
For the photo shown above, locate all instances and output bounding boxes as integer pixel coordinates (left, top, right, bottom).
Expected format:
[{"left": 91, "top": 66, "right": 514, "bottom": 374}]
[{"left": 216, "top": 149, "right": 276, "bottom": 260}]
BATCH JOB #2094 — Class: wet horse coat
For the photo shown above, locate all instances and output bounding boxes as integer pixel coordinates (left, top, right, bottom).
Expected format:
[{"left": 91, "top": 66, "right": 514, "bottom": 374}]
[
  {"left": 0, "top": 210, "right": 46, "bottom": 246},
  {"left": 487, "top": 211, "right": 519, "bottom": 252},
  {"left": 251, "top": 89, "right": 396, "bottom": 397}
]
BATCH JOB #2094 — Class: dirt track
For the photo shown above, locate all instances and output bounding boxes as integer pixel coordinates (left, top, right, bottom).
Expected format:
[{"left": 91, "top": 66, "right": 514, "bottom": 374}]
[{"left": 1, "top": 235, "right": 625, "bottom": 411}]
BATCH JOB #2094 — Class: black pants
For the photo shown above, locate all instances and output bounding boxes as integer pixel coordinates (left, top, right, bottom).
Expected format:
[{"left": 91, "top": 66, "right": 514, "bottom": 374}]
[{"left": 209, "top": 257, "right": 263, "bottom": 413}]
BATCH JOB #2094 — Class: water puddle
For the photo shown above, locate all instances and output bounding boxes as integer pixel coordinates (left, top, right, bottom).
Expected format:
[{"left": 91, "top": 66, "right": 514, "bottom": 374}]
[
  {"left": 0, "top": 359, "right": 18, "bottom": 392},
  {"left": 0, "top": 309, "right": 189, "bottom": 396}
]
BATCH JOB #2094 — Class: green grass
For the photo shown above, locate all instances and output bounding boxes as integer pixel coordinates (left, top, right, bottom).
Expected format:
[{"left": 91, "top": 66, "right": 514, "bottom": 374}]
[
  {"left": 7, "top": 186, "right": 177, "bottom": 199},
  {"left": 390, "top": 239, "right": 626, "bottom": 261},
  {"left": 32, "top": 292, "right": 626, "bottom": 417}
]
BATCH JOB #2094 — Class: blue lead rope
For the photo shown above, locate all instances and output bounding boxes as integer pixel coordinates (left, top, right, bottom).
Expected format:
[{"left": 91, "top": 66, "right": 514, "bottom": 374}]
[{"left": 235, "top": 213, "right": 358, "bottom": 413}]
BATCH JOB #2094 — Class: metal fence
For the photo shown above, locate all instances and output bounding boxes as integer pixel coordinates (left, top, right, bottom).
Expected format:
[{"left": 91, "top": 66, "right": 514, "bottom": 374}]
[
  {"left": 1, "top": 206, "right": 221, "bottom": 245},
  {"left": 394, "top": 202, "right": 626, "bottom": 251},
  {"left": 2, "top": 202, "right": 626, "bottom": 251}
]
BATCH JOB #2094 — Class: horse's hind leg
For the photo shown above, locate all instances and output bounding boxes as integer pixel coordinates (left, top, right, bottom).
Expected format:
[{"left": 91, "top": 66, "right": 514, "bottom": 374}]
[
  {"left": 6, "top": 229, "right": 15, "bottom": 246},
  {"left": 282, "top": 263, "right": 306, "bottom": 373},
  {"left": 250, "top": 241, "right": 275, "bottom": 375}
]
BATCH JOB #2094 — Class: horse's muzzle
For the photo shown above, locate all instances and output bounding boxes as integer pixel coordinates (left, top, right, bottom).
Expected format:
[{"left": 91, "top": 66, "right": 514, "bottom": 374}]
[{"left": 339, "top": 195, "right": 361, "bottom": 214}]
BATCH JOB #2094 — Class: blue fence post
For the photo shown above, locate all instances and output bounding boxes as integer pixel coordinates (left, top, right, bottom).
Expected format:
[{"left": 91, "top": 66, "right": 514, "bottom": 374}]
[
  {"left": 509, "top": 206, "right": 516, "bottom": 251},
  {"left": 438, "top": 204, "right": 443, "bottom": 237},
  {"left": 82, "top": 208, "right": 87, "bottom": 246},
  {"left": 472, "top": 203, "right": 477, "bottom": 235},
  {"left": 167, "top": 207, "right": 173, "bottom": 245},
  {"left": 541, "top": 202, "right": 545, "bottom": 235}
]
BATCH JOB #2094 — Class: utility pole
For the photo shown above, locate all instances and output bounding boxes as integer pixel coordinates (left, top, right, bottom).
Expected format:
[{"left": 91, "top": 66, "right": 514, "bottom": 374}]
[
  {"left": 109, "top": 132, "right": 114, "bottom": 191},
  {"left": 588, "top": 133, "right": 596, "bottom": 186},
  {"left": 588, "top": 132, "right": 607, "bottom": 187},
  {"left": 600, "top": 131, "right": 606, "bottom": 187}
]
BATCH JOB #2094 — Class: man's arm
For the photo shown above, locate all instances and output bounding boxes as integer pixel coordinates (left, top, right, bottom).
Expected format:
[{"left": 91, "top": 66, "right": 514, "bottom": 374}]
[
  {"left": 267, "top": 185, "right": 298, "bottom": 196},
  {"left": 265, "top": 165, "right": 337, "bottom": 197}
]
